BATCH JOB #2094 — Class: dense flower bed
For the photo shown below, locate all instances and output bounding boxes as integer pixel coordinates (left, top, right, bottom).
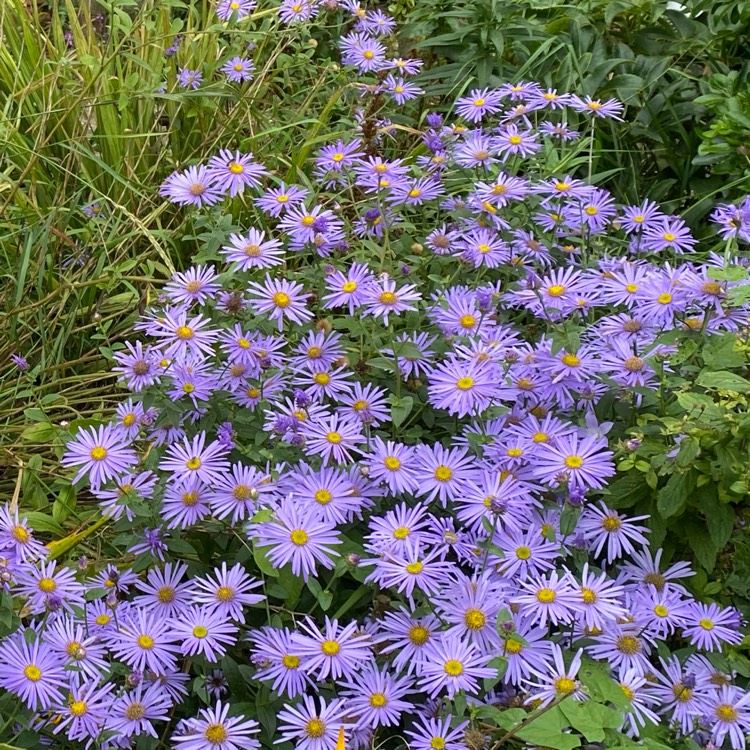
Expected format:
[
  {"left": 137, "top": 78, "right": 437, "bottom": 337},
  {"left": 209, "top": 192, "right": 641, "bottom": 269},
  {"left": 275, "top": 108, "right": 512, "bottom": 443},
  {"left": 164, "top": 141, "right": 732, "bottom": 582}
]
[{"left": 3, "top": 0, "right": 750, "bottom": 749}]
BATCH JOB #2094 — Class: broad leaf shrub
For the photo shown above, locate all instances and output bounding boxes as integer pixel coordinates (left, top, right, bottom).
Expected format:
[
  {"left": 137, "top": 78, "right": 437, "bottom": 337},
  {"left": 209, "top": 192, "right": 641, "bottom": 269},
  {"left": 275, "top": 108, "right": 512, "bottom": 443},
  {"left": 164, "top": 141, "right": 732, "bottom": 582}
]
[{"left": 4, "top": 1, "right": 750, "bottom": 749}]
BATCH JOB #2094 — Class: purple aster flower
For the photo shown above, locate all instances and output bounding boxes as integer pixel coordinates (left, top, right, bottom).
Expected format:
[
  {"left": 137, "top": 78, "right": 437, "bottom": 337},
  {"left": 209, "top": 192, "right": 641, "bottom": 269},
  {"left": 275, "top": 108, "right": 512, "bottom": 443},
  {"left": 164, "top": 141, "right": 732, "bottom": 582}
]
[
  {"left": 250, "top": 626, "right": 313, "bottom": 698},
  {"left": 150, "top": 309, "right": 220, "bottom": 358},
  {"left": 428, "top": 356, "right": 499, "bottom": 418},
  {"left": 539, "top": 120, "right": 580, "bottom": 140},
  {"left": 161, "top": 477, "right": 212, "bottom": 528},
  {"left": 363, "top": 438, "right": 419, "bottom": 496},
  {"left": 111, "top": 609, "right": 181, "bottom": 674},
  {"left": 293, "top": 616, "right": 373, "bottom": 681},
  {"left": 496, "top": 124, "right": 541, "bottom": 160},
  {"left": 389, "top": 57, "right": 424, "bottom": 75},
  {"left": 455, "top": 87, "right": 503, "bottom": 122},
  {"left": 322, "top": 262, "right": 376, "bottom": 314},
  {"left": 683, "top": 602, "right": 743, "bottom": 651},
  {"left": 374, "top": 607, "right": 441, "bottom": 674},
  {"left": 388, "top": 176, "right": 444, "bottom": 206},
  {"left": 0, "top": 634, "right": 67, "bottom": 710},
  {"left": 315, "top": 138, "right": 364, "bottom": 174},
  {"left": 278, "top": 0, "right": 318, "bottom": 23},
  {"left": 173, "top": 701, "right": 260, "bottom": 750},
  {"left": 632, "top": 584, "right": 693, "bottom": 637},
  {"left": 300, "top": 413, "right": 365, "bottom": 465},
  {"left": 249, "top": 498, "right": 341, "bottom": 581},
  {"left": 492, "top": 526, "right": 560, "bottom": 581},
  {"left": 10, "top": 353, "right": 29, "bottom": 370},
  {"left": 170, "top": 606, "right": 239, "bottom": 662},
  {"left": 254, "top": 181, "right": 308, "bottom": 216},
  {"left": 533, "top": 434, "right": 615, "bottom": 490},
  {"left": 340, "top": 665, "right": 414, "bottom": 729},
  {"left": 129, "top": 527, "right": 169, "bottom": 561},
  {"left": 384, "top": 74, "right": 423, "bottom": 104},
  {"left": 207, "top": 149, "right": 268, "bottom": 197},
  {"left": 365, "top": 502, "right": 431, "bottom": 555},
  {"left": 363, "top": 276, "right": 421, "bottom": 325},
  {"left": 515, "top": 571, "right": 577, "bottom": 627},
  {"left": 158, "top": 431, "right": 230, "bottom": 487},
  {"left": 579, "top": 501, "right": 650, "bottom": 562},
  {"left": 221, "top": 56, "right": 255, "bottom": 82},
  {"left": 221, "top": 229, "right": 285, "bottom": 269},
  {"left": 569, "top": 94, "right": 624, "bottom": 119},
  {"left": 247, "top": 274, "right": 312, "bottom": 330},
  {"left": 164, "top": 264, "right": 220, "bottom": 305},
  {"left": 107, "top": 682, "right": 172, "bottom": 739},
  {"left": 112, "top": 340, "right": 160, "bottom": 391},
  {"left": 412, "top": 444, "right": 477, "bottom": 506},
  {"left": 620, "top": 199, "right": 666, "bottom": 234},
  {"left": 566, "top": 563, "right": 627, "bottom": 630},
  {"left": 51, "top": 679, "right": 114, "bottom": 743},
  {"left": 276, "top": 695, "right": 349, "bottom": 750},
  {"left": 708, "top": 686, "right": 750, "bottom": 750},
  {"left": 642, "top": 216, "right": 697, "bottom": 254},
  {"left": 417, "top": 634, "right": 495, "bottom": 698},
  {"left": 453, "top": 132, "right": 498, "bottom": 168},
  {"left": 525, "top": 644, "right": 586, "bottom": 708},
  {"left": 61, "top": 424, "right": 137, "bottom": 489},
  {"left": 134, "top": 562, "right": 195, "bottom": 618},
  {"left": 404, "top": 715, "right": 469, "bottom": 750},
  {"left": 209, "top": 463, "right": 270, "bottom": 523},
  {"left": 177, "top": 67, "right": 203, "bottom": 89},
  {"left": 215, "top": 0, "right": 256, "bottom": 20},
  {"left": 340, "top": 31, "right": 387, "bottom": 72},
  {"left": 336, "top": 381, "right": 390, "bottom": 427},
  {"left": 0, "top": 504, "right": 47, "bottom": 562},
  {"left": 652, "top": 656, "right": 712, "bottom": 734},
  {"left": 193, "top": 562, "right": 265, "bottom": 623},
  {"left": 159, "top": 163, "right": 224, "bottom": 206}
]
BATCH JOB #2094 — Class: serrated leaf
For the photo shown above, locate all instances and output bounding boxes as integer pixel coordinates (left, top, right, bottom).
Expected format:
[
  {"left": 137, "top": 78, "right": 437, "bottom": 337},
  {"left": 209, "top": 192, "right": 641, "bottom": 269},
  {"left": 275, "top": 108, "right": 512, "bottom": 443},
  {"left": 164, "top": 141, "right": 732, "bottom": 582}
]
[
  {"left": 657, "top": 471, "right": 694, "bottom": 518},
  {"left": 697, "top": 370, "right": 750, "bottom": 393}
]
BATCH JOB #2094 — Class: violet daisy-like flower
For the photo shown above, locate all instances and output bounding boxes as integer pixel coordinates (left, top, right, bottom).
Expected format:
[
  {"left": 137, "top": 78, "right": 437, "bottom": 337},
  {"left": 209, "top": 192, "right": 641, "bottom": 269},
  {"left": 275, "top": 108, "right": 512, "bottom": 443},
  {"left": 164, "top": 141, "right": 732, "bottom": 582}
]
[
  {"left": 652, "top": 656, "right": 712, "bottom": 734},
  {"left": 164, "top": 264, "right": 220, "bottom": 306},
  {"left": 300, "top": 413, "right": 365, "bottom": 465},
  {"left": 249, "top": 498, "right": 341, "bottom": 581},
  {"left": 170, "top": 606, "right": 239, "bottom": 662},
  {"left": 177, "top": 67, "right": 203, "bottom": 89},
  {"left": 533, "top": 434, "right": 615, "bottom": 490},
  {"left": 291, "top": 465, "right": 365, "bottom": 524},
  {"left": 276, "top": 695, "right": 349, "bottom": 750},
  {"left": 322, "top": 262, "right": 376, "bottom": 314},
  {"left": 566, "top": 563, "right": 627, "bottom": 630},
  {"left": 417, "top": 634, "right": 495, "bottom": 698},
  {"left": 428, "top": 355, "right": 499, "bottom": 418},
  {"left": 207, "top": 149, "right": 268, "bottom": 197},
  {"left": 61, "top": 423, "right": 137, "bottom": 490},
  {"left": 192, "top": 562, "right": 265, "bottom": 622},
  {"left": 112, "top": 340, "right": 161, "bottom": 391},
  {"left": 525, "top": 644, "right": 586, "bottom": 708},
  {"left": 340, "top": 31, "right": 386, "bottom": 72},
  {"left": 215, "top": 0, "right": 256, "bottom": 19},
  {"left": 384, "top": 74, "right": 423, "bottom": 104},
  {"left": 683, "top": 602, "right": 743, "bottom": 651},
  {"left": 151, "top": 309, "right": 219, "bottom": 358},
  {"left": 569, "top": 94, "right": 624, "bottom": 120},
  {"left": 250, "top": 626, "right": 313, "bottom": 698},
  {"left": 363, "top": 437, "right": 419, "bottom": 496},
  {"left": 455, "top": 87, "right": 503, "bottom": 122},
  {"left": 159, "top": 165, "right": 223, "bottom": 207},
  {"left": 404, "top": 715, "right": 469, "bottom": 750},
  {"left": 15, "top": 559, "right": 84, "bottom": 615},
  {"left": 579, "top": 502, "right": 650, "bottom": 562},
  {"left": 0, "top": 634, "right": 67, "bottom": 710},
  {"left": 158, "top": 430, "right": 230, "bottom": 487},
  {"left": 642, "top": 216, "right": 697, "bottom": 254},
  {"left": 173, "top": 700, "right": 260, "bottom": 750},
  {"left": 0, "top": 504, "right": 47, "bottom": 562},
  {"left": 134, "top": 562, "right": 195, "bottom": 618},
  {"left": 254, "top": 181, "right": 308, "bottom": 216},
  {"left": 161, "top": 477, "right": 212, "bottom": 528},
  {"left": 340, "top": 665, "right": 414, "bottom": 729},
  {"left": 221, "top": 56, "right": 255, "bottom": 82},
  {"left": 51, "top": 679, "right": 114, "bottom": 743},
  {"left": 632, "top": 584, "right": 692, "bottom": 637},
  {"left": 221, "top": 229, "right": 284, "bottom": 270},
  {"left": 247, "top": 274, "right": 312, "bottom": 331},
  {"left": 388, "top": 176, "right": 444, "bottom": 206},
  {"left": 708, "top": 686, "right": 750, "bottom": 750},
  {"left": 209, "top": 463, "right": 270, "bottom": 523},
  {"left": 111, "top": 609, "right": 181, "bottom": 674},
  {"left": 293, "top": 616, "right": 373, "bottom": 681},
  {"left": 107, "top": 682, "right": 172, "bottom": 739},
  {"left": 496, "top": 124, "right": 541, "bottom": 160},
  {"left": 515, "top": 571, "right": 578, "bottom": 627},
  {"left": 413, "top": 444, "right": 477, "bottom": 506},
  {"left": 374, "top": 608, "right": 441, "bottom": 674}
]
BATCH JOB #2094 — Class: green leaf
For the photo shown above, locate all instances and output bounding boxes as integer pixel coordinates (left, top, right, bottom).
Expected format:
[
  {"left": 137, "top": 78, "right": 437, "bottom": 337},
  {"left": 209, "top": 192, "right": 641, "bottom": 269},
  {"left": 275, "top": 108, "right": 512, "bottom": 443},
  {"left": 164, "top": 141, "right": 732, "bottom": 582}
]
[
  {"left": 656, "top": 471, "right": 694, "bottom": 518},
  {"left": 696, "top": 370, "right": 750, "bottom": 393},
  {"left": 253, "top": 543, "right": 280, "bottom": 577},
  {"left": 705, "top": 498, "right": 735, "bottom": 550},
  {"left": 21, "top": 512, "right": 65, "bottom": 537},
  {"left": 515, "top": 705, "right": 580, "bottom": 750},
  {"left": 389, "top": 396, "right": 414, "bottom": 428}
]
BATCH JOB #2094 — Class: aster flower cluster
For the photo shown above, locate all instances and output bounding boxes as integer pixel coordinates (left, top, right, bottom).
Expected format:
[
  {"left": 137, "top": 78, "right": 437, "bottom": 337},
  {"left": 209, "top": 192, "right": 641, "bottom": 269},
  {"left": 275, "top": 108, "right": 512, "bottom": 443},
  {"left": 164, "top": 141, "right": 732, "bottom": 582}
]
[{"left": 7, "top": 0, "right": 750, "bottom": 749}]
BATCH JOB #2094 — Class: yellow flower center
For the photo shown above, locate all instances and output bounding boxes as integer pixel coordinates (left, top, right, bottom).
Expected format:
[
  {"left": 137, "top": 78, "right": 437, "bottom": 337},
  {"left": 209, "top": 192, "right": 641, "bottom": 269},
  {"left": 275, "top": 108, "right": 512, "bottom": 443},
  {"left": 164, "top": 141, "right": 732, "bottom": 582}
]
[
  {"left": 532, "top": 432, "right": 548, "bottom": 443},
  {"left": 273, "top": 292, "right": 291, "bottom": 308},
  {"left": 653, "top": 605, "right": 669, "bottom": 618},
  {"left": 182, "top": 383, "right": 195, "bottom": 394},
  {"left": 547, "top": 284, "right": 565, "bottom": 297},
  {"left": 175, "top": 325, "right": 194, "bottom": 340},
  {"left": 657, "top": 292, "right": 672, "bottom": 305},
  {"left": 536, "top": 588, "right": 556, "bottom": 603},
  {"left": 699, "top": 618, "right": 715, "bottom": 630},
  {"left": 305, "top": 718, "right": 326, "bottom": 738},
  {"left": 409, "top": 624, "right": 430, "bottom": 645},
  {"left": 182, "top": 490, "right": 200, "bottom": 506},
  {"left": 192, "top": 625, "right": 208, "bottom": 638},
  {"left": 507, "top": 448, "right": 524, "bottom": 458},
  {"left": 434, "top": 465, "right": 453, "bottom": 482},
  {"left": 392, "top": 526, "right": 410, "bottom": 540},
  {"left": 456, "top": 376, "right": 474, "bottom": 391},
  {"left": 508, "top": 135, "right": 523, "bottom": 145},
  {"left": 90, "top": 446, "right": 108, "bottom": 461},
  {"left": 186, "top": 457, "right": 202, "bottom": 470},
  {"left": 581, "top": 587, "right": 598, "bottom": 604},
  {"left": 342, "top": 281, "right": 358, "bottom": 292},
  {"left": 459, "top": 314, "right": 476, "bottom": 328},
  {"left": 506, "top": 640, "right": 523, "bottom": 655},
  {"left": 561, "top": 354, "right": 580, "bottom": 367},
  {"left": 326, "top": 431, "right": 342, "bottom": 444},
  {"left": 564, "top": 455, "right": 583, "bottom": 469},
  {"left": 555, "top": 677, "right": 577, "bottom": 694},
  {"left": 314, "top": 489, "right": 332, "bottom": 505},
  {"left": 38, "top": 577, "right": 56, "bottom": 593},
  {"left": 379, "top": 291, "right": 397, "bottom": 305},
  {"left": 444, "top": 659, "right": 464, "bottom": 676},
  {"left": 205, "top": 723, "right": 229, "bottom": 744},
  {"left": 406, "top": 561, "right": 424, "bottom": 574},
  {"left": 352, "top": 400, "right": 368, "bottom": 411},
  {"left": 216, "top": 586, "right": 235, "bottom": 602},
  {"left": 24, "top": 665, "right": 41, "bottom": 682},
  {"left": 157, "top": 586, "right": 176, "bottom": 603},
  {"left": 662, "top": 232, "right": 676, "bottom": 242},
  {"left": 122, "top": 413, "right": 137, "bottom": 427},
  {"left": 363, "top": 50, "right": 374, "bottom": 59},
  {"left": 615, "top": 635, "right": 641, "bottom": 654},
  {"left": 332, "top": 153, "right": 345, "bottom": 162},
  {"left": 125, "top": 702, "right": 146, "bottom": 720},
  {"left": 384, "top": 456, "right": 401, "bottom": 471},
  {"left": 282, "top": 654, "right": 300, "bottom": 669},
  {"left": 95, "top": 614, "right": 110, "bottom": 626},
  {"left": 474, "top": 98, "right": 485, "bottom": 106},
  {"left": 464, "top": 608, "right": 486, "bottom": 630},
  {"left": 585, "top": 206, "right": 598, "bottom": 216},
  {"left": 369, "top": 692, "right": 388, "bottom": 707},
  {"left": 313, "top": 373, "right": 331, "bottom": 385},
  {"left": 301, "top": 215, "right": 316, "bottom": 227},
  {"left": 70, "top": 700, "right": 88, "bottom": 717},
  {"left": 624, "top": 357, "right": 644, "bottom": 372},
  {"left": 137, "top": 635, "right": 154, "bottom": 650},
  {"left": 601, "top": 515, "right": 622, "bottom": 532},
  {"left": 321, "top": 640, "right": 340, "bottom": 656},
  {"left": 11, "top": 525, "right": 30, "bottom": 544},
  {"left": 290, "top": 529, "right": 308, "bottom": 546},
  {"left": 431, "top": 739, "right": 446, "bottom": 750},
  {"left": 516, "top": 546, "right": 531, "bottom": 560},
  {"left": 716, "top": 704, "right": 738, "bottom": 723}
]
